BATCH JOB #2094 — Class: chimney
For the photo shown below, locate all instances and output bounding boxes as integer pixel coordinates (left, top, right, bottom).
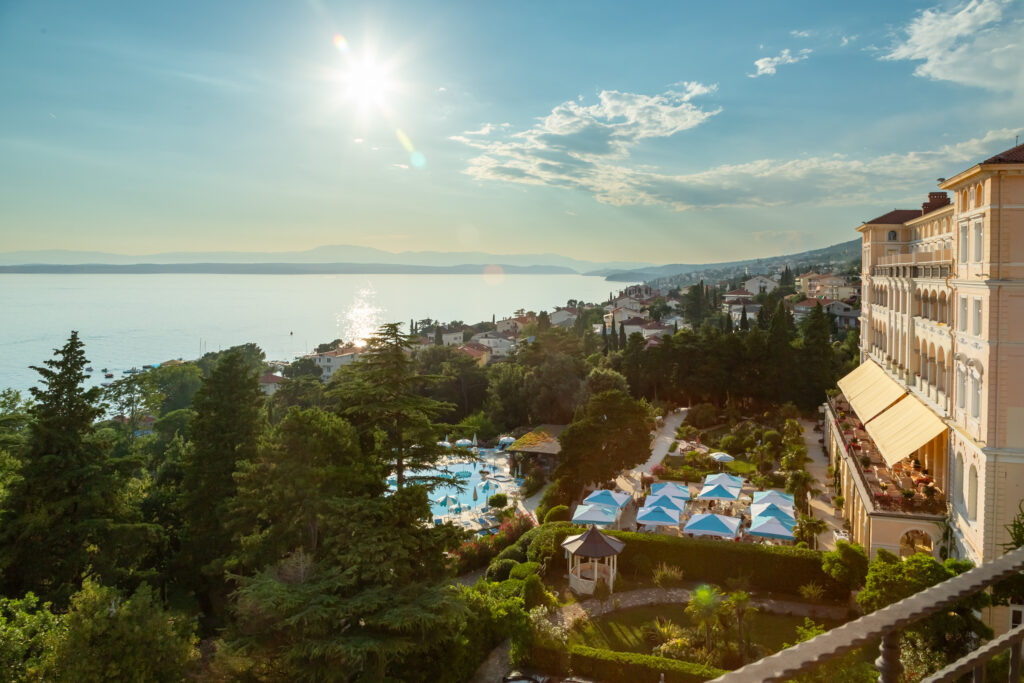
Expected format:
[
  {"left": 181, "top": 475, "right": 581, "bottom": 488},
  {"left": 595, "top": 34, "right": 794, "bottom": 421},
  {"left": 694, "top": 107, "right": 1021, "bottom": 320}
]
[{"left": 921, "top": 191, "right": 950, "bottom": 214}]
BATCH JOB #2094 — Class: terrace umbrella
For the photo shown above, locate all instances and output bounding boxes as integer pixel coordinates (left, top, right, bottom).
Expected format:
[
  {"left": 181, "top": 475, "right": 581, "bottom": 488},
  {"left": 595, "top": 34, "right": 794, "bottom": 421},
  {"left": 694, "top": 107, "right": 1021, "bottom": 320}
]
[
  {"left": 571, "top": 503, "right": 617, "bottom": 526},
  {"left": 477, "top": 480, "right": 499, "bottom": 493},
  {"left": 705, "top": 473, "right": 743, "bottom": 488},
  {"left": 651, "top": 482, "right": 690, "bottom": 499},
  {"left": 749, "top": 516, "right": 796, "bottom": 541},
  {"left": 684, "top": 513, "right": 741, "bottom": 538},
  {"left": 753, "top": 490, "right": 795, "bottom": 507},
  {"left": 637, "top": 506, "right": 680, "bottom": 527},
  {"left": 698, "top": 483, "right": 741, "bottom": 501},
  {"left": 710, "top": 452, "right": 734, "bottom": 463},
  {"left": 583, "top": 489, "right": 631, "bottom": 509},
  {"left": 435, "top": 494, "right": 459, "bottom": 508},
  {"left": 751, "top": 502, "right": 796, "bottom": 525},
  {"left": 455, "top": 438, "right": 473, "bottom": 447},
  {"left": 643, "top": 494, "right": 687, "bottom": 512},
  {"left": 498, "top": 435, "right": 516, "bottom": 446},
  {"left": 437, "top": 441, "right": 452, "bottom": 449}
]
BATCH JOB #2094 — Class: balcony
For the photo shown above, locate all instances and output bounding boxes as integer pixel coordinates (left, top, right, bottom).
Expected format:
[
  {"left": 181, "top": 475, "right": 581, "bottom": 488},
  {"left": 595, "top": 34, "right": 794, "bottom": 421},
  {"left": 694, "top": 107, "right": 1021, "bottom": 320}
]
[
  {"left": 873, "top": 249, "right": 952, "bottom": 279},
  {"left": 709, "top": 544, "right": 1024, "bottom": 682},
  {"left": 877, "top": 248, "right": 952, "bottom": 266},
  {"left": 827, "top": 396, "right": 946, "bottom": 516}
]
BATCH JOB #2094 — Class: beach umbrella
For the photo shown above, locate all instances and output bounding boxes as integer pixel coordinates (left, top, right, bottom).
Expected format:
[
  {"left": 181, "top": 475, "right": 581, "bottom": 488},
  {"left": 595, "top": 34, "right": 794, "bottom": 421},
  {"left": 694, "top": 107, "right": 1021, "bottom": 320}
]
[
  {"left": 473, "top": 433, "right": 478, "bottom": 446},
  {"left": 583, "top": 489, "right": 631, "bottom": 509},
  {"left": 684, "top": 513, "right": 741, "bottom": 538},
  {"left": 498, "top": 435, "right": 516, "bottom": 445},
  {"left": 477, "top": 480, "right": 498, "bottom": 493},
  {"left": 749, "top": 516, "right": 796, "bottom": 540},
  {"left": 571, "top": 503, "right": 617, "bottom": 526},
  {"left": 643, "top": 494, "right": 687, "bottom": 512},
  {"left": 705, "top": 473, "right": 743, "bottom": 488},
  {"left": 753, "top": 490, "right": 795, "bottom": 507},
  {"left": 437, "top": 440, "right": 452, "bottom": 449},
  {"left": 435, "top": 494, "right": 459, "bottom": 508},
  {"left": 472, "top": 487, "right": 478, "bottom": 501},
  {"left": 651, "top": 482, "right": 690, "bottom": 499},
  {"left": 751, "top": 502, "right": 796, "bottom": 525},
  {"left": 637, "top": 506, "right": 681, "bottom": 527},
  {"left": 698, "top": 482, "right": 741, "bottom": 501},
  {"left": 455, "top": 438, "right": 473, "bottom": 447},
  {"left": 710, "top": 452, "right": 735, "bottom": 463}
]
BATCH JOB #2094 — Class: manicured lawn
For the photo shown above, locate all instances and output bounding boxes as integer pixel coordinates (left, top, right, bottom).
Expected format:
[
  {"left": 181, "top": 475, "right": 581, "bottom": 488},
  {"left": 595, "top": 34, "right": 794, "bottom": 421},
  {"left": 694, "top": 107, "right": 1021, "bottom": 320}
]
[
  {"left": 725, "top": 460, "right": 757, "bottom": 476},
  {"left": 569, "top": 604, "right": 841, "bottom": 655}
]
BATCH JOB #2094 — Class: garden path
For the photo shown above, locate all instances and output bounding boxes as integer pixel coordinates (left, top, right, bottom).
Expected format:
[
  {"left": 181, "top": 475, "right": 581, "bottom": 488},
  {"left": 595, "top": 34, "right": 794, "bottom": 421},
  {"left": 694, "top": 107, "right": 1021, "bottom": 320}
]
[
  {"left": 800, "top": 417, "right": 844, "bottom": 551},
  {"left": 618, "top": 407, "right": 688, "bottom": 496},
  {"left": 552, "top": 586, "right": 848, "bottom": 629},
  {"left": 468, "top": 639, "right": 510, "bottom": 683}
]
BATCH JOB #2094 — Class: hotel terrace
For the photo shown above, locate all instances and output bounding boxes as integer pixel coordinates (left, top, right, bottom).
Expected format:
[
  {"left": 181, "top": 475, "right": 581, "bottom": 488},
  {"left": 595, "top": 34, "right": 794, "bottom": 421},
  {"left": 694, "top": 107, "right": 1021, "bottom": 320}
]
[{"left": 825, "top": 141, "right": 1024, "bottom": 632}]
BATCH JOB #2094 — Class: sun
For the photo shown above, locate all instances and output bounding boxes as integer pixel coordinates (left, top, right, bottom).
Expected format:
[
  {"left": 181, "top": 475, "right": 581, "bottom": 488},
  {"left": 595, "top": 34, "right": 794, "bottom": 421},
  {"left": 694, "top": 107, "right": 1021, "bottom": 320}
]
[{"left": 338, "top": 54, "right": 396, "bottom": 114}]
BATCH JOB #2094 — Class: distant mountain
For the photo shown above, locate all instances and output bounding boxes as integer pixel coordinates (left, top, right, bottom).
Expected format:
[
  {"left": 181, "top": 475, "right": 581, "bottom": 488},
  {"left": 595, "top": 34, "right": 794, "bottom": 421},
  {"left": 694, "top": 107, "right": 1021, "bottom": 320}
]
[
  {"left": 0, "top": 245, "right": 652, "bottom": 274},
  {"left": 598, "top": 238, "right": 861, "bottom": 282},
  {"left": 0, "top": 263, "right": 578, "bottom": 275}
]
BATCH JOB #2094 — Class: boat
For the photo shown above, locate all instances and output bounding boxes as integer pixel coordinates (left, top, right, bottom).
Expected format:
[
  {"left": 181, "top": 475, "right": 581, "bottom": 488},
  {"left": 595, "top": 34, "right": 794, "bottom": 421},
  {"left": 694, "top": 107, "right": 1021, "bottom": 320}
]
[
  {"left": 101, "top": 368, "right": 108, "bottom": 372},
  {"left": 86, "top": 367, "right": 93, "bottom": 372},
  {"left": 104, "top": 373, "right": 114, "bottom": 378}
]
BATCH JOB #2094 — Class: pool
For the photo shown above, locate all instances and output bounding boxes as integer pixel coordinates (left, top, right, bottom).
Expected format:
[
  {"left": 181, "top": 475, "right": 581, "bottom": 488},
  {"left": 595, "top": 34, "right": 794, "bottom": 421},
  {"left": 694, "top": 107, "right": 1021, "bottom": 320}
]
[{"left": 390, "top": 449, "right": 511, "bottom": 518}]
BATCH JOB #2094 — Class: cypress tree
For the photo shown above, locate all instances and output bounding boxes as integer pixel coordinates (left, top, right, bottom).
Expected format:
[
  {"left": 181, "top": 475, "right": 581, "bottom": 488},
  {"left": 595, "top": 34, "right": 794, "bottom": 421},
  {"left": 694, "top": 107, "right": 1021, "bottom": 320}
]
[
  {"left": 601, "top": 320, "right": 608, "bottom": 354},
  {"left": 618, "top": 324, "right": 627, "bottom": 349},
  {"left": 610, "top": 318, "right": 618, "bottom": 351},
  {"left": 740, "top": 305, "right": 749, "bottom": 331}
]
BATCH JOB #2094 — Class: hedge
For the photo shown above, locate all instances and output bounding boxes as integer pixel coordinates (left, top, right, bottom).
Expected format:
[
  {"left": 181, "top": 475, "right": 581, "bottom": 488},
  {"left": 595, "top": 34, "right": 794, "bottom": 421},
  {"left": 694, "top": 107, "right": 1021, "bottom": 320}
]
[
  {"left": 605, "top": 531, "right": 846, "bottom": 600},
  {"left": 486, "top": 559, "right": 519, "bottom": 582},
  {"left": 543, "top": 505, "right": 570, "bottom": 523},
  {"left": 568, "top": 646, "right": 726, "bottom": 682},
  {"left": 509, "top": 561, "right": 541, "bottom": 581}
]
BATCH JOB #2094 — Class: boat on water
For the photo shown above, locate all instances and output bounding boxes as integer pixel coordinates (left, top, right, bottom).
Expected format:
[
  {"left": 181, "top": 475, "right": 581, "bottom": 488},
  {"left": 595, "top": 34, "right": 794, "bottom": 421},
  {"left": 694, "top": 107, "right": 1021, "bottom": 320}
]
[
  {"left": 86, "top": 367, "right": 93, "bottom": 372},
  {"left": 101, "top": 382, "right": 112, "bottom": 387},
  {"left": 104, "top": 373, "right": 114, "bottom": 378}
]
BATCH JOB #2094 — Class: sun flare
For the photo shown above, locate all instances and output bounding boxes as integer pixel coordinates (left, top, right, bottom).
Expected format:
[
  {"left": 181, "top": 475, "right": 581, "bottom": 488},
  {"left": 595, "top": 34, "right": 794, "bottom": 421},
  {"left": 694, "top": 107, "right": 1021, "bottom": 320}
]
[{"left": 338, "top": 54, "right": 396, "bottom": 113}]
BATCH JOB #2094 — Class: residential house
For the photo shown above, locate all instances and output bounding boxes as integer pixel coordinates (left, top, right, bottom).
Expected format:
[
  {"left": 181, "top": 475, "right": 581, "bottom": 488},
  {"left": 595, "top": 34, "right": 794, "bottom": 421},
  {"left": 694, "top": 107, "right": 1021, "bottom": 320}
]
[
  {"left": 312, "top": 346, "right": 364, "bottom": 380},
  {"left": 441, "top": 329, "right": 466, "bottom": 347},
  {"left": 470, "top": 330, "right": 515, "bottom": 358},
  {"left": 728, "top": 303, "right": 761, "bottom": 326},
  {"left": 723, "top": 288, "right": 754, "bottom": 304},
  {"left": 258, "top": 372, "right": 284, "bottom": 396},
  {"left": 456, "top": 342, "right": 491, "bottom": 367},
  {"left": 496, "top": 313, "right": 536, "bottom": 337},
  {"left": 743, "top": 275, "right": 778, "bottom": 295},
  {"left": 796, "top": 271, "right": 821, "bottom": 297},
  {"left": 549, "top": 307, "right": 579, "bottom": 328},
  {"left": 825, "top": 140, "right": 1024, "bottom": 635}
]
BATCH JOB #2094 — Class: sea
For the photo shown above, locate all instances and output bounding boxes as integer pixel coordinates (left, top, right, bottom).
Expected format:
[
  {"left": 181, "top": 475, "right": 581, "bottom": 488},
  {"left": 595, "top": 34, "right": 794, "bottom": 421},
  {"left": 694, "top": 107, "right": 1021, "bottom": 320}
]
[{"left": 0, "top": 273, "right": 631, "bottom": 392}]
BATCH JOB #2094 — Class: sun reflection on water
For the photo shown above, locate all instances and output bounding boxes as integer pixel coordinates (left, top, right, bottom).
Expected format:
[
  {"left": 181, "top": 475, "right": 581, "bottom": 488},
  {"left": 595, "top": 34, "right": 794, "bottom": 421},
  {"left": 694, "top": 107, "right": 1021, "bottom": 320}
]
[{"left": 338, "top": 286, "right": 384, "bottom": 347}]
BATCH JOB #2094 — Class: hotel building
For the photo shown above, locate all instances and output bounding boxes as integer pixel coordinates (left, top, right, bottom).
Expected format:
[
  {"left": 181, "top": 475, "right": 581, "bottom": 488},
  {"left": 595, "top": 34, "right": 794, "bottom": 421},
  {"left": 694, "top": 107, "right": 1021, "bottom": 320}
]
[{"left": 825, "top": 141, "right": 1024, "bottom": 628}]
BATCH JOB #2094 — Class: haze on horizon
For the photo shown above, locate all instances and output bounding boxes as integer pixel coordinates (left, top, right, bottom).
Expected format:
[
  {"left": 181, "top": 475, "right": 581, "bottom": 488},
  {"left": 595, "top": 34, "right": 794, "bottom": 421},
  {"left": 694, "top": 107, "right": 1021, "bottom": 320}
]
[{"left": 1, "top": 0, "right": 1022, "bottom": 263}]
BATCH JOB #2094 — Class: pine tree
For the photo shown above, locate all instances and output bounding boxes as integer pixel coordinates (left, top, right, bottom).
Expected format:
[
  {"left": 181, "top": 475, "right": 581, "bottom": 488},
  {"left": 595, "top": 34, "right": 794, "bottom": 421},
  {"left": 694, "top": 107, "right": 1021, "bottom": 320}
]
[
  {"left": 177, "top": 348, "right": 265, "bottom": 624},
  {"left": 0, "top": 332, "right": 138, "bottom": 605}
]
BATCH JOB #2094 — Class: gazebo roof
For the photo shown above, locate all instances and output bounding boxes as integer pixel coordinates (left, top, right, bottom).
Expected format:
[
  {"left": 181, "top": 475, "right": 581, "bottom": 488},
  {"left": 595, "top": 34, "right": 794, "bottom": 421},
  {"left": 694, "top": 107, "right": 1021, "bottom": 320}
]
[{"left": 561, "top": 525, "right": 625, "bottom": 558}]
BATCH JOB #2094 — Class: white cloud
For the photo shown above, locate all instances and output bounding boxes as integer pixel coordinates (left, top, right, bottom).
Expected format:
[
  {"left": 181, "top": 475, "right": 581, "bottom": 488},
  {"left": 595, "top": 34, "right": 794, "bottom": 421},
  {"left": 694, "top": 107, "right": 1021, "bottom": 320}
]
[
  {"left": 748, "top": 48, "right": 812, "bottom": 78},
  {"left": 436, "top": 86, "right": 447, "bottom": 93},
  {"left": 452, "top": 97, "right": 1021, "bottom": 213},
  {"left": 841, "top": 34, "right": 858, "bottom": 46},
  {"left": 790, "top": 29, "right": 812, "bottom": 38},
  {"left": 882, "top": 0, "right": 1024, "bottom": 92}
]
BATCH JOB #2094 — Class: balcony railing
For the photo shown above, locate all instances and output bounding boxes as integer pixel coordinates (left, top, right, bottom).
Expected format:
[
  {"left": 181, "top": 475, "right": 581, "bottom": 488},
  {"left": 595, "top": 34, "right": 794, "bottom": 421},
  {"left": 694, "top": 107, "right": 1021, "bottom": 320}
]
[
  {"left": 709, "top": 544, "right": 1024, "bottom": 682},
  {"left": 877, "top": 248, "right": 952, "bottom": 266}
]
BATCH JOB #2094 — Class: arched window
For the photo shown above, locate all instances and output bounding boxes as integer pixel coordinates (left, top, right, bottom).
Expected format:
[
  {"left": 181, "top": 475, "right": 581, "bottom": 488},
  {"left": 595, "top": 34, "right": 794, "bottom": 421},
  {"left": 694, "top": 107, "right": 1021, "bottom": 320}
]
[
  {"left": 888, "top": 230, "right": 898, "bottom": 241},
  {"left": 954, "top": 453, "right": 964, "bottom": 507},
  {"left": 968, "top": 464, "right": 979, "bottom": 521},
  {"left": 976, "top": 183, "right": 984, "bottom": 206}
]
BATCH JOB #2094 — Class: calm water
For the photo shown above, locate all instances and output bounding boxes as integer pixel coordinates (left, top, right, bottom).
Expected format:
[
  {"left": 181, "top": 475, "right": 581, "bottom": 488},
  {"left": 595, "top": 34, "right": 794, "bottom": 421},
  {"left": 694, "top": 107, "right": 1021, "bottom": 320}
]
[{"left": 0, "top": 273, "right": 626, "bottom": 392}]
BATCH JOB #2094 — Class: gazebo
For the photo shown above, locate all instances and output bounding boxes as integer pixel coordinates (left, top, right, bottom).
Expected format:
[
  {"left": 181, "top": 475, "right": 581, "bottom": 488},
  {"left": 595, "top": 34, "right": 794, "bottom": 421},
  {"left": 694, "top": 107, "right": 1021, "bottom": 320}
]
[{"left": 561, "top": 525, "right": 625, "bottom": 595}]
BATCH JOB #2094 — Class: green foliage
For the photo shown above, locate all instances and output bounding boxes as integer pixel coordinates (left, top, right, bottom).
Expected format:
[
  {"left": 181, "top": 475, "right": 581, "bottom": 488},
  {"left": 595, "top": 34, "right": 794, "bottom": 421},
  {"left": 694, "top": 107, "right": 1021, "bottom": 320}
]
[
  {"left": 821, "top": 540, "right": 868, "bottom": 592},
  {"left": 0, "top": 332, "right": 148, "bottom": 606},
  {"left": 148, "top": 363, "right": 203, "bottom": 416},
  {"left": 487, "top": 492, "right": 508, "bottom": 509},
  {"left": 485, "top": 362, "right": 530, "bottom": 429},
  {"left": 521, "top": 522, "right": 581, "bottom": 565},
  {"left": 486, "top": 559, "right": 519, "bottom": 582},
  {"left": 495, "top": 544, "right": 527, "bottom": 564},
  {"left": 456, "top": 411, "right": 498, "bottom": 442},
  {"left": 607, "top": 531, "right": 845, "bottom": 600},
  {"left": 583, "top": 367, "right": 630, "bottom": 400},
  {"left": 686, "top": 402, "right": 718, "bottom": 429},
  {"left": 653, "top": 562, "right": 685, "bottom": 588},
  {"left": 509, "top": 562, "right": 541, "bottom": 581},
  {"left": 593, "top": 577, "right": 611, "bottom": 604},
  {"left": 282, "top": 356, "right": 322, "bottom": 379},
  {"left": 543, "top": 504, "right": 570, "bottom": 523},
  {"left": 718, "top": 434, "right": 741, "bottom": 454},
  {"left": 42, "top": 579, "right": 198, "bottom": 683},
  {"left": 522, "top": 574, "right": 551, "bottom": 609},
  {"left": 0, "top": 593, "right": 61, "bottom": 682},
  {"left": 267, "top": 375, "right": 324, "bottom": 424},
  {"left": 782, "top": 618, "right": 876, "bottom": 683},
  {"left": 568, "top": 645, "right": 727, "bottom": 682},
  {"left": 797, "top": 582, "right": 825, "bottom": 602}
]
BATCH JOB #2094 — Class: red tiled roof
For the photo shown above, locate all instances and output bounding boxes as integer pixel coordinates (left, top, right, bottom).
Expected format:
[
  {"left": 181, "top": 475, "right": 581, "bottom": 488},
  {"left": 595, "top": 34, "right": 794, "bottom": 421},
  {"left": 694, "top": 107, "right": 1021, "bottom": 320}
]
[
  {"left": 726, "top": 289, "right": 753, "bottom": 296},
  {"left": 259, "top": 373, "right": 283, "bottom": 384},
  {"left": 982, "top": 142, "right": 1024, "bottom": 164},
  {"left": 795, "top": 298, "right": 836, "bottom": 308},
  {"left": 620, "top": 317, "right": 648, "bottom": 326},
  {"left": 863, "top": 209, "right": 921, "bottom": 225}
]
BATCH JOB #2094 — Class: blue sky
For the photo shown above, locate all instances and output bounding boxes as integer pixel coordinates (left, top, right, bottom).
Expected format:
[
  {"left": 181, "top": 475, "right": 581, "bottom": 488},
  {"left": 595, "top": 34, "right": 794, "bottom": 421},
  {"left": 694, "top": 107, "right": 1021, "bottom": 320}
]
[{"left": 1, "top": 0, "right": 1021, "bottom": 263}]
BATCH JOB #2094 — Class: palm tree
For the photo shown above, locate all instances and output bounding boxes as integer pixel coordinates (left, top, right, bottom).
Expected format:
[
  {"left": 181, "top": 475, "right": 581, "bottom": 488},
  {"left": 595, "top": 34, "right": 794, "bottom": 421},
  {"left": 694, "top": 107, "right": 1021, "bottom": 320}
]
[
  {"left": 786, "top": 469, "right": 821, "bottom": 514},
  {"left": 726, "top": 590, "right": 755, "bottom": 663},
  {"left": 796, "top": 514, "right": 828, "bottom": 550},
  {"left": 685, "top": 584, "right": 724, "bottom": 653}
]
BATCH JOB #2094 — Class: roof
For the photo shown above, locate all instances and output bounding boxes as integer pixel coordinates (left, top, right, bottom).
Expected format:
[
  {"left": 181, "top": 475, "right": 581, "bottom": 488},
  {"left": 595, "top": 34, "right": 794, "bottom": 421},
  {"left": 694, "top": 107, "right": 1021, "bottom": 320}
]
[
  {"left": 795, "top": 298, "right": 836, "bottom": 308},
  {"left": 619, "top": 317, "right": 648, "bottom": 326},
  {"left": 508, "top": 424, "right": 567, "bottom": 455},
  {"left": 725, "top": 289, "right": 753, "bottom": 296},
  {"left": 259, "top": 373, "right": 284, "bottom": 384},
  {"left": 561, "top": 525, "right": 625, "bottom": 557},
  {"left": 982, "top": 142, "right": 1024, "bottom": 164},
  {"left": 862, "top": 209, "right": 921, "bottom": 225},
  {"left": 457, "top": 343, "right": 489, "bottom": 358}
]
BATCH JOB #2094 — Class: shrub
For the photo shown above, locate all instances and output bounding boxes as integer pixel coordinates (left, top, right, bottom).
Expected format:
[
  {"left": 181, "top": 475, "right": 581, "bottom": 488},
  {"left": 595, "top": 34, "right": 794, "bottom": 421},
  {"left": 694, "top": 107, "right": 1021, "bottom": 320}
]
[
  {"left": 652, "top": 562, "right": 685, "bottom": 588},
  {"left": 521, "top": 471, "right": 546, "bottom": 497},
  {"left": 509, "top": 562, "right": 541, "bottom": 581},
  {"left": 676, "top": 424, "right": 698, "bottom": 440},
  {"left": 606, "top": 531, "right": 845, "bottom": 600},
  {"left": 515, "top": 522, "right": 581, "bottom": 566},
  {"left": 568, "top": 646, "right": 726, "bottom": 683},
  {"left": 762, "top": 429, "right": 782, "bottom": 450},
  {"left": 488, "top": 493, "right": 508, "bottom": 509},
  {"left": 486, "top": 559, "right": 520, "bottom": 582},
  {"left": 686, "top": 403, "right": 718, "bottom": 429},
  {"left": 632, "top": 553, "right": 652, "bottom": 579},
  {"left": 651, "top": 464, "right": 667, "bottom": 477},
  {"left": 669, "top": 440, "right": 679, "bottom": 453},
  {"left": 522, "top": 574, "right": 551, "bottom": 609},
  {"left": 449, "top": 513, "right": 535, "bottom": 574},
  {"left": 495, "top": 544, "right": 527, "bottom": 564},
  {"left": 543, "top": 505, "right": 571, "bottom": 524},
  {"left": 833, "top": 495, "right": 845, "bottom": 510},
  {"left": 798, "top": 582, "right": 826, "bottom": 602},
  {"left": 718, "top": 435, "right": 741, "bottom": 455},
  {"left": 493, "top": 578, "right": 525, "bottom": 600}
]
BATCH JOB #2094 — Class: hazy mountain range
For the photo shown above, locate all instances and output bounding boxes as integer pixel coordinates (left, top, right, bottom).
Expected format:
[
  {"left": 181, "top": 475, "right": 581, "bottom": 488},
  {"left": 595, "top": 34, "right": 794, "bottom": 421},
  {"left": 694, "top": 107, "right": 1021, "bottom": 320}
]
[{"left": 0, "top": 239, "right": 861, "bottom": 279}]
